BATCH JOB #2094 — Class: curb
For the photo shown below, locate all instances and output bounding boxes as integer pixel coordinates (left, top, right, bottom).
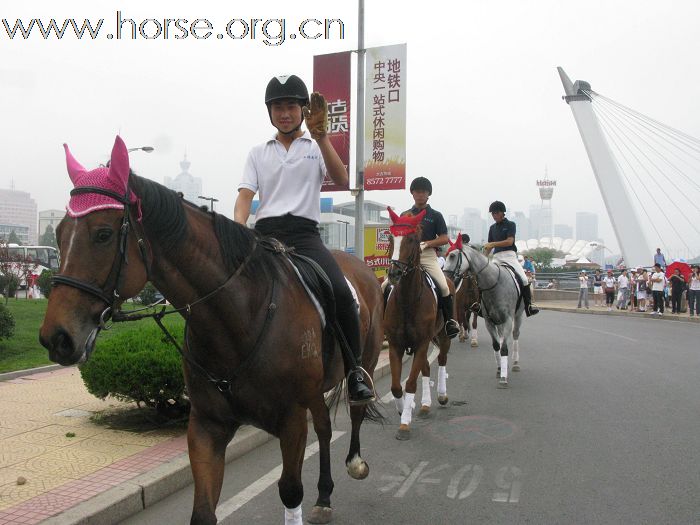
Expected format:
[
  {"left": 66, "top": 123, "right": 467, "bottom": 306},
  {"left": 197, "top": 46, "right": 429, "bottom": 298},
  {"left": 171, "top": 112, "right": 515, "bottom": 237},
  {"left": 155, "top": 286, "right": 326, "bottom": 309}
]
[
  {"left": 39, "top": 351, "right": 398, "bottom": 524},
  {"left": 0, "top": 363, "right": 70, "bottom": 382},
  {"left": 539, "top": 306, "right": 700, "bottom": 323}
]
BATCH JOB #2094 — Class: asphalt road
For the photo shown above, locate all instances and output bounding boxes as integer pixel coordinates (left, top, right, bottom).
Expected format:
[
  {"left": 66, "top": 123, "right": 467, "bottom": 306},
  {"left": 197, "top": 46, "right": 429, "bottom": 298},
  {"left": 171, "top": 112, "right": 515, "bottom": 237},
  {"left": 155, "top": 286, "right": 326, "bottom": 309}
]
[{"left": 121, "top": 311, "right": 700, "bottom": 524}]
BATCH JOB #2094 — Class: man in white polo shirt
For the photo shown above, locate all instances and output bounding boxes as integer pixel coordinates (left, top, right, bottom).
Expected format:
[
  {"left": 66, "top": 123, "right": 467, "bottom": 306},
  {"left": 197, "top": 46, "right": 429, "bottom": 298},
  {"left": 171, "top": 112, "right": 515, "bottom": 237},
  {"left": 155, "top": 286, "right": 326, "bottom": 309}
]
[
  {"left": 233, "top": 74, "right": 374, "bottom": 405},
  {"left": 650, "top": 263, "right": 667, "bottom": 315}
]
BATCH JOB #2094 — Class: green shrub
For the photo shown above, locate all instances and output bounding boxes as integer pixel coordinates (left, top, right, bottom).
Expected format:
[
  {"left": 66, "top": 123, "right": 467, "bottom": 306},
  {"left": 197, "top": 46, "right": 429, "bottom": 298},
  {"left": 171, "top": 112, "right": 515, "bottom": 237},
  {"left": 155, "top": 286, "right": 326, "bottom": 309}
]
[
  {"left": 37, "top": 270, "right": 54, "bottom": 299},
  {"left": 0, "top": 303, "right": 15, "bottom": 340},
  {"left": 137, "top": 282, "right": 159, "bottom": 305},
  {"left": 0, "top": 274, "right": 19, "bottom": 298},
  {"left": 79, "top": 319, "right": 188, "bottom": 417}
]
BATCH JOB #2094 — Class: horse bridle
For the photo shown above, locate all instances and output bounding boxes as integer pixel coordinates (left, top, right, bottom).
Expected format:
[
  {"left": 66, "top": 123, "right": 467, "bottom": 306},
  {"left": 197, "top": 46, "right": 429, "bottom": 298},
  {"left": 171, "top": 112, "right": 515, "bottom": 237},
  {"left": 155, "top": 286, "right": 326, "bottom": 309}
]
[
  {"left": 452, "top": 248, "right": 500, "bottom": 293},
  {"left": 51, "top": 185, "right": 151, "bottom": 328}
]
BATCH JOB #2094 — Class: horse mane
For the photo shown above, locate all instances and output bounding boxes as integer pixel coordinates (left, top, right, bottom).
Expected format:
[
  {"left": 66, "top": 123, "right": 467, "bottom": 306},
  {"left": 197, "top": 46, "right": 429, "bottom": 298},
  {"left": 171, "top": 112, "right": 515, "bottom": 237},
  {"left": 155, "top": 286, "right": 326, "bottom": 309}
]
[
  {"left": 130, "top": 173, "right": 280, "bottom": 282},
  {"left": 130, "top": 173, "right": 190, "bottom": 255}
]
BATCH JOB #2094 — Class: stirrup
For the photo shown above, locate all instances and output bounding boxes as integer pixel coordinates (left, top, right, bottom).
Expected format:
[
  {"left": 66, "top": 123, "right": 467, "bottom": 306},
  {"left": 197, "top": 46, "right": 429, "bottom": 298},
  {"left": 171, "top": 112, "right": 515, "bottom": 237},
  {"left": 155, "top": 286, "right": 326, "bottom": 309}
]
[
  {"left": 445, "top": 319, "right": 460, "bottom": 339},
  {"left": 347, "top": 366, "right": 376, "bottom": 406}
]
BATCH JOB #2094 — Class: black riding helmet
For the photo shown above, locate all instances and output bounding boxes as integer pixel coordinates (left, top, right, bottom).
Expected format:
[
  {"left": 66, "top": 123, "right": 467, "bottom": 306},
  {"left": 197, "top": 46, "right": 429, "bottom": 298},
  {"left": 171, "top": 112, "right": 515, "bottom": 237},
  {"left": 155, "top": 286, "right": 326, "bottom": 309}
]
[
  {"left": 489, "top": 200, "right": 506, "bottom": 213},
  {"left": 410, "top": 177, "right": 432, "bottom": 195},
  {"left": 265, "top": 75, "right": 309, "bottom": 134}
]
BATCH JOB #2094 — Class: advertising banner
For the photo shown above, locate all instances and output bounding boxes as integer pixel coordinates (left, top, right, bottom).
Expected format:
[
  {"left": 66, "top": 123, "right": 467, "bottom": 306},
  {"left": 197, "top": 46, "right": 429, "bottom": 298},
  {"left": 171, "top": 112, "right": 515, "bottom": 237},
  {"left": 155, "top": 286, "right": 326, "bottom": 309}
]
[
  {"left": 363, "top": 43, "right": 406, "bottom": 191},
  {"left": 313, "top": 51, "right": 351, "bottom": 192}
]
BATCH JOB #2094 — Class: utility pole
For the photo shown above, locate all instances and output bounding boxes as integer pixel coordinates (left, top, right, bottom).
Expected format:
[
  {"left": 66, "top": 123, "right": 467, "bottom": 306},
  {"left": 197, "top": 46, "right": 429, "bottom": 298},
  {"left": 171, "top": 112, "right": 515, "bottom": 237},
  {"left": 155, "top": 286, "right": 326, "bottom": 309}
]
[{"left": 353, "top": 0, "right": 366, "bottom": 260}]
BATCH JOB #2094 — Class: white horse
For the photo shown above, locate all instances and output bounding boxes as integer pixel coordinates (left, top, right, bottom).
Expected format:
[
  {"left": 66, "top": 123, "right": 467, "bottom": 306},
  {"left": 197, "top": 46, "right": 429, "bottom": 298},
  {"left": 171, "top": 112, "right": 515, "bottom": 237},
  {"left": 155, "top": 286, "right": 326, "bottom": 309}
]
[{"left": 443, "top": 244, "right": 524, "bottom": 387}]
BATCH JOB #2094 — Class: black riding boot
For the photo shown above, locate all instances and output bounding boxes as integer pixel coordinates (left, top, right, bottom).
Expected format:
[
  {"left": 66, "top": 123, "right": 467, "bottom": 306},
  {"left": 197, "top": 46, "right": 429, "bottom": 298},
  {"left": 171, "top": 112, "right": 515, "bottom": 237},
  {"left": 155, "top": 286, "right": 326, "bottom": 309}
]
[
  {"left": 522, "top": 284, "right": 539, "bottom": 317},
  {"left": 336, "top": 306, "right": 375, "bottom": 405},
  {"left": 441, "top": 295, "right": 460, "bottom": 339}
]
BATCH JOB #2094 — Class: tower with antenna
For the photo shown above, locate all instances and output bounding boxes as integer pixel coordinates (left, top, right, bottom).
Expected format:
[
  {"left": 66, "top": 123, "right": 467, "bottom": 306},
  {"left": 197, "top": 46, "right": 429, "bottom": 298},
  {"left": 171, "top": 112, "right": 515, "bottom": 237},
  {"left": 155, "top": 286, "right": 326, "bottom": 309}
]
[{"left": 536, "top": 168, "right": 556, "bottom": 246}]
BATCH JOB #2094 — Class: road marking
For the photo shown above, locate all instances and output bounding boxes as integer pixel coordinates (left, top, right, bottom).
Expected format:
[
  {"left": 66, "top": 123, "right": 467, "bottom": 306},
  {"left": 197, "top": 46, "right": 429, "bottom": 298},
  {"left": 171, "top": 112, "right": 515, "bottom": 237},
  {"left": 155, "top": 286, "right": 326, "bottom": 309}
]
[
  {"left": 380, "top": 343, "right": 440, "bottom": 403},
  {"left": 217, "top": 431, "right": 346, "bottom": 522},
  {"left": 567, "top": 324, "right": 638, "bottom": 342}
]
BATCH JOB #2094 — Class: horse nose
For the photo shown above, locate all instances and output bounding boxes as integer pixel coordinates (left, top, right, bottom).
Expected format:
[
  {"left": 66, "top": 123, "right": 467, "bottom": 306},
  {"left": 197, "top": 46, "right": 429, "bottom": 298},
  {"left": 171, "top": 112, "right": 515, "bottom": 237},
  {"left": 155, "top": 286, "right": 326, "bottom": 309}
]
[{"left": 40, "top": 327, "right": 76, "bottom": 365}]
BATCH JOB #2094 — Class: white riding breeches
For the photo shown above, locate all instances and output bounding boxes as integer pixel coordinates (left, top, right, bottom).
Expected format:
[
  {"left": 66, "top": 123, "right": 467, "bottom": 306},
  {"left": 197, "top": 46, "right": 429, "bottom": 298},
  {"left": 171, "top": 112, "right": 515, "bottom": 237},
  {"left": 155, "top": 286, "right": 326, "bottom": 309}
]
[
  {"left": 421, "top": 249, "right": 450, "bottom": 297},
  {"left": 493, "top": 250, "right": 527, "bottom": 285}
]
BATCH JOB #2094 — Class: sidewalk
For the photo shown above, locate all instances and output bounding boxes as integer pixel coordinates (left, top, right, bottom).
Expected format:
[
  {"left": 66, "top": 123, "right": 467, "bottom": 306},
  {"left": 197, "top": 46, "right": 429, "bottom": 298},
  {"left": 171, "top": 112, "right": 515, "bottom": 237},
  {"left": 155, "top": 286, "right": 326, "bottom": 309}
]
[
  {"left": 0, "top": 349, "right": 394, "bottom": 525},
  {"left": 538, "top": 299, "right": 700, "bottom": 323}
]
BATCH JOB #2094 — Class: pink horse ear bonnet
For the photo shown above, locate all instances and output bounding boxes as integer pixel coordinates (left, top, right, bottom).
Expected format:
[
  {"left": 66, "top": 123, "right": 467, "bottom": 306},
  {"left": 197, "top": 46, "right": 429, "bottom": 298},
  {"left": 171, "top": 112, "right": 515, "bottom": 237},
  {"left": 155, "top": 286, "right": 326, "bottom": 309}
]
[{"left": 64, "top": 136, "right": 135, "bottom": 217}]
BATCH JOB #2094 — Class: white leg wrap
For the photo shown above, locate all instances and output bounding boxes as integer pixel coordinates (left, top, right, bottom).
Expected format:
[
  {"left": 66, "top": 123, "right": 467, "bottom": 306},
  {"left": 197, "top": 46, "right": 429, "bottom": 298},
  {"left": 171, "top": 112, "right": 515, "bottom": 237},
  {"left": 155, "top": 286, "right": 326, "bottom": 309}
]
[
  {"left": 421, "top": 376, "right": 432, "bottom": 407},
  {"left": 284, "top": 504, "right": 302, "bottom": 525},
  {"left": 513, "top": 340, "right": 519, "bottom": 361},
  {"left": 472, "top": 328, "right": 477, "bottom": 340},
  {"left": 401, "top": 393, "right": 415, "bottom": 426},
  {"left": 500, "top": 355, "right": 508, "bottom": 378},
  {"left": 394, "top": 394, "right": 404, "bottom": 414},
  {"left": 438, "top": 366, "right": 447, "bottom": 395}
]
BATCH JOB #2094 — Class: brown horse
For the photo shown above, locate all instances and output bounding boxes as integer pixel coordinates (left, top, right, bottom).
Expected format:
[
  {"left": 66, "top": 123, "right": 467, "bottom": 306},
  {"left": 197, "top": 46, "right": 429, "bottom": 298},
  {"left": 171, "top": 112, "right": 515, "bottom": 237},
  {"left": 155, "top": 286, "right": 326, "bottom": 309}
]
[
  {"left": 383, "top": 209, "right": 452, "bottom": 441},
  {"left": 39, "top": 137, "right": 384, "bottom": 525},
  {"left": 446, "top": 236, "right": 480, "bottom": 347}
]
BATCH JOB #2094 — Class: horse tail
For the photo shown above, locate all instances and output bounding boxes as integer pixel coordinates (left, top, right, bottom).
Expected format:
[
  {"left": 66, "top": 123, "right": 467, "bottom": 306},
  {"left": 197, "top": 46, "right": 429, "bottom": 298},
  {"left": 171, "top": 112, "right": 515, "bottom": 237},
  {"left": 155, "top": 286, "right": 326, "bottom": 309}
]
[
  {"left": 361, "top": 399, "right": 386, "bottom": 424},
  {"left": 325, "top": 381, "right": 387, "bottom": 424}
]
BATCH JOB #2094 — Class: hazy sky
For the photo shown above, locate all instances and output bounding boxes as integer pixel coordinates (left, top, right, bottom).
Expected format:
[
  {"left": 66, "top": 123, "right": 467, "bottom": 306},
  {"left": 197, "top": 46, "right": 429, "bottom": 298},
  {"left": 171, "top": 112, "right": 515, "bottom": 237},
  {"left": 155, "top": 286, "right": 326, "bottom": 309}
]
[{"left": 2, "top": 0, "right": 699, "bottom": 256}]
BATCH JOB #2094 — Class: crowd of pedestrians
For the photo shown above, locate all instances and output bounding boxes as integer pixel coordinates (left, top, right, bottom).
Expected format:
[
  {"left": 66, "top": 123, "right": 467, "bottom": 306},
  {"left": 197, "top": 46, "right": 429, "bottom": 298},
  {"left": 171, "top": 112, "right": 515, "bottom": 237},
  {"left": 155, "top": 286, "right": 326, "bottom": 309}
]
[{"left": 576, "top": 262, "right": 700, "bottom": 317}]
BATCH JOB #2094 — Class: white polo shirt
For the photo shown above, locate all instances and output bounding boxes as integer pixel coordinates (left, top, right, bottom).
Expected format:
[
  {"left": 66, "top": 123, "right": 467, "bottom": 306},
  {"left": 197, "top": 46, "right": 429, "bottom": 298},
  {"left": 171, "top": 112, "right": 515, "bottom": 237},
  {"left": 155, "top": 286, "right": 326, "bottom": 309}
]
[{"left": 238, "top": 131, "right": 327, "bottom": 223}]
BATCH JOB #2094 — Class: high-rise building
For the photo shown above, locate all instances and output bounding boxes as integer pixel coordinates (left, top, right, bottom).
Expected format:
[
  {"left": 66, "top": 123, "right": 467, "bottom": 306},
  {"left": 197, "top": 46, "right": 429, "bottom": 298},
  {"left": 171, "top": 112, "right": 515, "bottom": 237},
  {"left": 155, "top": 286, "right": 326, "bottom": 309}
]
[
  {"left": 0, "top": 188, "right": 38, "bottom": 244},
  {"left": 512, "top": 211, "right": 531, "bottom": 240},
  {"left": 38, "top": 209, "right": 65, "bottom": 240},
  {"left": 164, "top": 155, "right": 203, "bottom": 206},
  {"left": 536, "top": 173, "right": 556, "bottom": 242},
  {"left": 554, "top": 223, "right": 573, "bottom": 239},
  {"left": 529, "top": 205, "right": 542, "bottom": 239},
  {"left": 576, "top": 212, "right": 598, "bottom": 241},
  {"left": 459, "top": 208, "right": 486, "bottom": 244}
]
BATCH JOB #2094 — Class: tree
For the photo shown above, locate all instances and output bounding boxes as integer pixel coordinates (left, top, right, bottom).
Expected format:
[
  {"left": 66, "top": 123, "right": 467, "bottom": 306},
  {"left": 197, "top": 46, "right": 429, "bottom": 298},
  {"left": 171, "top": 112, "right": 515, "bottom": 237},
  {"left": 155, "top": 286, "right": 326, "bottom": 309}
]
[
  {"left": 7, "top": 230, "right": 20, "bottom": 245},
  {"left": 524, "top": 247, "right": 558, "bottom": 269},
  {"left": 39, "top": 225, "right": 58, "bottom": 249}
]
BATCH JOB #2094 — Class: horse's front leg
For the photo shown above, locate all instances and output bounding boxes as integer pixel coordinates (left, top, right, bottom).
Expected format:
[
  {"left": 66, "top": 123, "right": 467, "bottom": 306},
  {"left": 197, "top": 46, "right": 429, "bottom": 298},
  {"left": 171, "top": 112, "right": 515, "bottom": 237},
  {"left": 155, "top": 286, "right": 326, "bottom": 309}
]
[
  {"left": 470, "top": 312, "right": 479, "bottom": 348},
  {"left": 418, "top": 356, "right": 432, "bottom": 416},
  {"left": 498, "top": 317, "right": 515, "bottom": 389},
  {"left": 188, "top": 409, "right": 237, "bottom": 525},
  {"left": 435, "top": 333, "right": 450, "bottom": 405},
  {"left": 279, "top": 404, "right": 309, "bottom": 525},
  {"left": 396, "top": 341, "right": 430, "bottom": 441},
  {"left": 389, "top": 344, "right": 405, "bottom": 414},
  {"left": 484, "top": 318, "right": 501, "bottom": 378},
  {"left": 308, "top": 396, "right": 334, "bottom": 524}
]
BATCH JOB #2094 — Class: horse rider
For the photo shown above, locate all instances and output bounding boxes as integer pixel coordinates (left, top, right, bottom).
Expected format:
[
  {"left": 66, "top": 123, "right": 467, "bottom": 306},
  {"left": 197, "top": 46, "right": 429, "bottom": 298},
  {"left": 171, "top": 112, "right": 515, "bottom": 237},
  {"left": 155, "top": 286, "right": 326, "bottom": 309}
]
[
  {"left": 402, "top": 176, "right": 460, "bottom": 338},
  {"left": 483, "top": 200, "right": 539, "bottom": 317},
  {"left": 233, "top": 74, "right": 374, "bottom": 405}
]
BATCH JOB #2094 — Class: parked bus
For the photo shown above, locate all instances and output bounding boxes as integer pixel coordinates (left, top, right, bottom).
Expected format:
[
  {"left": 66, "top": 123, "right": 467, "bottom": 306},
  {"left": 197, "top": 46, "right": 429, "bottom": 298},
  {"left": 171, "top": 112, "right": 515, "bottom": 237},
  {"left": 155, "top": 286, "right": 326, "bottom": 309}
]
[{"left": 1, "top": 244, "right": 60, "bottom": 289}]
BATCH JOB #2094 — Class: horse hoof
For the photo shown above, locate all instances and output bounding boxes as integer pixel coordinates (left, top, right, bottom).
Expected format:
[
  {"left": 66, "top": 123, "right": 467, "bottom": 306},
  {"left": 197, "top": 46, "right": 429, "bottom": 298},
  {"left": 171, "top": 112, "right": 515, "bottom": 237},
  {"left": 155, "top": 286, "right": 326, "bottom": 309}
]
[
  {"left": 512, "top": 362, "right": 520, "bottom": 372},
  {"left": 498, "top": 378, "right": 509, "bottom": 389},
  {"left": 308, "top": 506, "right": 333, "bottom": 524},
  {"left": 346, "top": 456, "right": 369, "bottom": 480},
  {"left": 438, "top": 395, "right": 449, "bottom": 405},
  {"left": 418, "top": 405, "right": 431, "bottom": 418},
  {"left": 471, "top": 339, "right": 478, "bottom": 347},
  {"left": 395, "top": 425, "right": 410, "bottom": 440}
]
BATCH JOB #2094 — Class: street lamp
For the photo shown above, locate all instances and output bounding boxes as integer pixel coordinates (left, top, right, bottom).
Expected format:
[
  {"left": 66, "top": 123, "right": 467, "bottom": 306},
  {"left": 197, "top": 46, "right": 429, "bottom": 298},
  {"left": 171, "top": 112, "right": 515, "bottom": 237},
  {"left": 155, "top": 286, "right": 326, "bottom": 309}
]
[
  {"left": 337, "top": 219, "right": 350, "bottom": 251},
  {"left": 198, "top": 195, "right": 218, "bottom": 211}
]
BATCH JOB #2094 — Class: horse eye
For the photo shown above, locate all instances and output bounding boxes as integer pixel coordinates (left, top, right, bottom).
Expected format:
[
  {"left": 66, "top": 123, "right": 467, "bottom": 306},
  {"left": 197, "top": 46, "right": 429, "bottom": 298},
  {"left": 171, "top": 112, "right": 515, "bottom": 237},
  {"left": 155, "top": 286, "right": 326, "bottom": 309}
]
[{"left": 95, "top": 229, "right": 113, "bottom": 244}]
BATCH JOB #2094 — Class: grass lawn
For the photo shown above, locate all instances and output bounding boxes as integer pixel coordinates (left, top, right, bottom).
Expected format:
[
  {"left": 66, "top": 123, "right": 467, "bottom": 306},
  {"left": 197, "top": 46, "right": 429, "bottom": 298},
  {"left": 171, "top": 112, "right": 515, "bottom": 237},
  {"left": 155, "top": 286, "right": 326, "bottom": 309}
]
[{"left": 0, "top": 298, "right": 184, "bottom": 374}]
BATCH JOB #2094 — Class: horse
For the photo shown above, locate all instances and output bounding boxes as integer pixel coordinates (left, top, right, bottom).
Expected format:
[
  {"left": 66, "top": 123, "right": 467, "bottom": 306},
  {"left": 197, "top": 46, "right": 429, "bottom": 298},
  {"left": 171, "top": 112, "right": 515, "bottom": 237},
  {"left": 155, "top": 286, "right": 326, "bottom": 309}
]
[
  {"left": 456, "top": 274, "right": 480, "bottom": 347},
  {"left": 39, "top": 137, "right": 384, "bottom": 525},
  {"left": 446, "top": 236, "right": 480, "bottom": 347},
  {"left": 383, "top": 208, "right": 452, "bottom": 440},
  {"left": 443, "top": 243, "right": 523, "bottom": 388}
]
